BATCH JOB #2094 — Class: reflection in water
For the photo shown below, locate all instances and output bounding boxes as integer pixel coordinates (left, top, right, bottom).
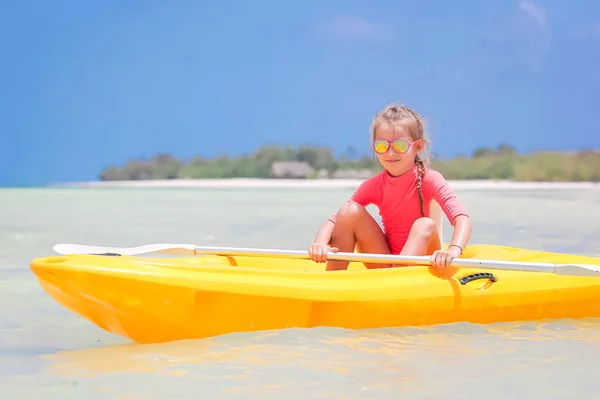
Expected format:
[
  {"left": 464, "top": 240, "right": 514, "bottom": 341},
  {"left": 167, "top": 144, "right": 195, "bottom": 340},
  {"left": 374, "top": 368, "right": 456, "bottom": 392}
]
[{"left": 41, "top": 319, "right": 600, "bottom": 399}]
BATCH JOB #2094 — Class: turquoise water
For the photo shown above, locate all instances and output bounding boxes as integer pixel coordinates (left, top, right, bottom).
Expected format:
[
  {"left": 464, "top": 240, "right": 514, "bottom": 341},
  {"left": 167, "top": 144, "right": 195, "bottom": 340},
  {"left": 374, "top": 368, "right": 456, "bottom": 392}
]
[{"left": 1, "top": 187, "right": 600, "bottom": 399}]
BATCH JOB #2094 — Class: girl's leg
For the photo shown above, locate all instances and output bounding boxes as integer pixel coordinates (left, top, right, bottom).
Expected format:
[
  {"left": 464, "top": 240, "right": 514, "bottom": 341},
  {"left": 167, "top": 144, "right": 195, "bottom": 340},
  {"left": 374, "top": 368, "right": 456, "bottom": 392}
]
[
  {"left": 399, "top": 217, "right": 442, "bottom": 256},
  {"left": 327, "top": 202, "right": 391, "bottom": 271}
]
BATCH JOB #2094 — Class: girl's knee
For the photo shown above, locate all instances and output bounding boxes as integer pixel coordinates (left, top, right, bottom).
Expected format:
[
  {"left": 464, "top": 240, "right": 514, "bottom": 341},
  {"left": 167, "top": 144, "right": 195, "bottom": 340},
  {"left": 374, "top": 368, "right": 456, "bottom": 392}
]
[
  {"left": 412, "top": 217, "right": 437, "bottom": 239},
  {"left": 336, "top": 202, "right": 369, "bottom": 224}
]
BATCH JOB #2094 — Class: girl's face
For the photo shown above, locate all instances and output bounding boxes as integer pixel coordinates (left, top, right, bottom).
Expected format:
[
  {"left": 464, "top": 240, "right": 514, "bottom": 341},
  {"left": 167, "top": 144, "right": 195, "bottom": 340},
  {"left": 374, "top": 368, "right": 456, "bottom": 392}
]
[{"left": 373, "top": 121, "right": 423, "bottom": 177}]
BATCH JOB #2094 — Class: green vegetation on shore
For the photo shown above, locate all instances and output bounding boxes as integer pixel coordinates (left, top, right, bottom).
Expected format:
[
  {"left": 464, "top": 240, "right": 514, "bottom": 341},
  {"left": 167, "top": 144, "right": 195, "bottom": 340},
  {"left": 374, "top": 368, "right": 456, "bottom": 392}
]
[{"left": 99, "top": 144, "right": 600, "bottom": 182}]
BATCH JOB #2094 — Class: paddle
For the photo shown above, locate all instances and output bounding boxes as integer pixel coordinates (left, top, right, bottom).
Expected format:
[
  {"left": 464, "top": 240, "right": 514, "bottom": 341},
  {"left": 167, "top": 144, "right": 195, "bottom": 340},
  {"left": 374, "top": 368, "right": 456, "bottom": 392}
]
[{"left": 52, "top": 243, "right": 600, "bottom": 277}]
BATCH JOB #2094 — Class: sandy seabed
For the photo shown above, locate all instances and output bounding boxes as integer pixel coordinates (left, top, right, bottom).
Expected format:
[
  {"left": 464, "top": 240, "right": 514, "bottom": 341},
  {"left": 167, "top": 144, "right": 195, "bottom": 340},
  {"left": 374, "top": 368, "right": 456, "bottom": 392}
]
[{"left": 53, "top": 178, "right": 600, "bottom": 190}]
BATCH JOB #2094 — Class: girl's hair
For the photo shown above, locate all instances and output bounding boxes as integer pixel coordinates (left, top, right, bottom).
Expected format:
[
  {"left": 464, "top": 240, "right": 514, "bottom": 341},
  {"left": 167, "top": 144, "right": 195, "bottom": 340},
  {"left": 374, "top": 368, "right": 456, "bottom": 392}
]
[{"left": 369, "top": 103, "right": 432, "bottom": 217}]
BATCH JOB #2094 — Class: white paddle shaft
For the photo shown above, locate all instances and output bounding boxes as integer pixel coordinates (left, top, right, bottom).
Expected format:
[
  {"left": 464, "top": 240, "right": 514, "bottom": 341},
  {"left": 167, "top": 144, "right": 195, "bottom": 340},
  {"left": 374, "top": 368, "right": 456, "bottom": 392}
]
[{"left": 52, "top": 243, "right": 600, "bottom": 277}]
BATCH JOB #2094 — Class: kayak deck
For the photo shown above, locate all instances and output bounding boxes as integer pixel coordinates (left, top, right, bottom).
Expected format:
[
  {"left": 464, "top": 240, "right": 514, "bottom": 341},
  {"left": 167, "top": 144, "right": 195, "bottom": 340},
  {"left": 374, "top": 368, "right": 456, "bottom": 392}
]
[{"left": 30, "top": 244, "right": 600, "bottom": 344}]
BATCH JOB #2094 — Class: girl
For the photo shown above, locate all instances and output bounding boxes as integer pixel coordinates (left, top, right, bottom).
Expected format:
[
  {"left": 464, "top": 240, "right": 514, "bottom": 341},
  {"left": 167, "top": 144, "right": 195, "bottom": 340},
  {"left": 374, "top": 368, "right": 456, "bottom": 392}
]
[{"left": 308, "top": 103, "right": 472, "bottom": 271}]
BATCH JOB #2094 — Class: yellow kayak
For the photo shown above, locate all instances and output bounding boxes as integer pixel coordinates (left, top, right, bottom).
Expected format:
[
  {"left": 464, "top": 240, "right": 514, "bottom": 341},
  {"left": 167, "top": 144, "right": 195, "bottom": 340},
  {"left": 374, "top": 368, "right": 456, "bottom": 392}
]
[{"left": 30, "top": 244, "right": 600, "bottom": 344}]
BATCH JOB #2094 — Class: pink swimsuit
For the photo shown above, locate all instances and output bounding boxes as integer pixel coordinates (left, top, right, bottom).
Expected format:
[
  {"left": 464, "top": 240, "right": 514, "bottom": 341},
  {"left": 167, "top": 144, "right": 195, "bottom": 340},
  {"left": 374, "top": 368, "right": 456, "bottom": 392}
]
[{"left": 329, "top": 165, "right": 469, "bottom": 254}]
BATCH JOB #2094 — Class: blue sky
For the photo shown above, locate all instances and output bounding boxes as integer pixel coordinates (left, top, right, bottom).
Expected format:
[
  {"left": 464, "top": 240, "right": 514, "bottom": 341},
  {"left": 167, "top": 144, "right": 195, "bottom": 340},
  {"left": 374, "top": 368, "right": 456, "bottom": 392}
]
[{"left": 1, "top": 0, "right": 599, "bottom": 186}]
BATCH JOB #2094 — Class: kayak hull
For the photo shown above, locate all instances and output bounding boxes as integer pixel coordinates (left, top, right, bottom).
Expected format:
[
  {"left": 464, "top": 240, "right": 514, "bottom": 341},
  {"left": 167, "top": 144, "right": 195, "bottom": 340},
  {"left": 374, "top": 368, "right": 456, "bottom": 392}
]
[{"left": 30, "top": 244, "right": 600, "bottom": 344}]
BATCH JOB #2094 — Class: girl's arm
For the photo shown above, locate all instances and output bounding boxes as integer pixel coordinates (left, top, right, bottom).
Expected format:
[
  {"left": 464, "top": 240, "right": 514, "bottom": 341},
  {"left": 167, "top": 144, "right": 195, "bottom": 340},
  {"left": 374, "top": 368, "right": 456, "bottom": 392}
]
[
  {"left": 313, "top": 219, "right": 335, "bottom": 245},
  {"left": 424, "top": 170, "right": 472, "bottom": 260},
  {"left": 309, "top": 219, "right": 337, "bottom": 263},
  {"left": 448, "top": 215, "right": 472, "bottom": 256}
]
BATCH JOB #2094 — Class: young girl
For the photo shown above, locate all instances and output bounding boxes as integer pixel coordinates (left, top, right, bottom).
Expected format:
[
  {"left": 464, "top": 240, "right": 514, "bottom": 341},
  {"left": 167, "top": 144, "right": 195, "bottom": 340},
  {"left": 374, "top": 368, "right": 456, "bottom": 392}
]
[{"left": 308, "top": 103, "right": 472, "bottom": 271}]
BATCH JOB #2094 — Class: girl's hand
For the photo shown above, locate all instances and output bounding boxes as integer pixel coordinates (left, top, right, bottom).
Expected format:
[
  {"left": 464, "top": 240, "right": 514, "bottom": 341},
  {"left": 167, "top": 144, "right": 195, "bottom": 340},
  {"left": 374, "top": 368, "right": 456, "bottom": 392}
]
[
  {"left": 430, "top": 246, "right": 462, "bottom": 268},
  {"left": 309, "top": 242, "right": 338, "bottom": 263}
]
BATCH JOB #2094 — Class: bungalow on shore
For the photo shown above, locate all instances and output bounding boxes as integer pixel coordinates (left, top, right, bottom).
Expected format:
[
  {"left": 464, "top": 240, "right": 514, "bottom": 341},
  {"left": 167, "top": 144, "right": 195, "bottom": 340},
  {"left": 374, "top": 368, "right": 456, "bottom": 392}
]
[{"left": 269, "top": 161, "right": 313, "bottom": 179}]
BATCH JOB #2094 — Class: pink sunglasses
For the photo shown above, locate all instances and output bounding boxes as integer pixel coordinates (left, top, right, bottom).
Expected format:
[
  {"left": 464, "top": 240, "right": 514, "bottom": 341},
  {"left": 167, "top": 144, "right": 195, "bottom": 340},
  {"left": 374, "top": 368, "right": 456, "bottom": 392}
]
[{"left": 372, "top": 138, "right": 416, "bottom": 154}]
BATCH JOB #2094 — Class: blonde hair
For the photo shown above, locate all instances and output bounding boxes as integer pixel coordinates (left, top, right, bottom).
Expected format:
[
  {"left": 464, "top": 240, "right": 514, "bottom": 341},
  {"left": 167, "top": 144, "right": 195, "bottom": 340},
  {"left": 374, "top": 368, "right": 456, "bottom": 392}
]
[{"left": 369, "top": 103, "right": 432, "bottom": 217}]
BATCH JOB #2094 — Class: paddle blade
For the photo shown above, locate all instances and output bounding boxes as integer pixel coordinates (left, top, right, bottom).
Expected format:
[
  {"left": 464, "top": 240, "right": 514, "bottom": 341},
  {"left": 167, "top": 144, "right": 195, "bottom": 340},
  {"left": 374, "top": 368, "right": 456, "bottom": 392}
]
[
  {"left": 555, "top": 264, "right": 600, "bottom": 277},
  {"left": 52, "top": 243, "right": 197, "bottom": 256}
]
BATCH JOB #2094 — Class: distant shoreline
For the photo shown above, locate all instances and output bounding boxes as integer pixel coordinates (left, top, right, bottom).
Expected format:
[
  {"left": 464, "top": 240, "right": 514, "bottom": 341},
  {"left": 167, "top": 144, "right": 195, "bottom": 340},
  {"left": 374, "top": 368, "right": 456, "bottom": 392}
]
[{"left": 50, "top": 178, "right": 600, "bottom": 190}]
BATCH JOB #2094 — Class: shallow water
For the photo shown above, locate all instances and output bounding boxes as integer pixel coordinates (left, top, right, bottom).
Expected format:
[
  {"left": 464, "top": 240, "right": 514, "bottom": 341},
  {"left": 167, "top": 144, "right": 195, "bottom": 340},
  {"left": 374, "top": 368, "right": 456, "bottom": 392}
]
[{"left": 1, "top": 186, "right": 600, "bottom": 399}]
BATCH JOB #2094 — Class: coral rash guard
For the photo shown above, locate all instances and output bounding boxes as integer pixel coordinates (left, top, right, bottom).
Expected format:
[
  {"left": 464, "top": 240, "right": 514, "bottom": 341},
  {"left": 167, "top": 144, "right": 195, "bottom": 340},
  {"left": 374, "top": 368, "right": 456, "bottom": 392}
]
[{"left": 329, "top": 165, "right": 469, "bottom": 254}]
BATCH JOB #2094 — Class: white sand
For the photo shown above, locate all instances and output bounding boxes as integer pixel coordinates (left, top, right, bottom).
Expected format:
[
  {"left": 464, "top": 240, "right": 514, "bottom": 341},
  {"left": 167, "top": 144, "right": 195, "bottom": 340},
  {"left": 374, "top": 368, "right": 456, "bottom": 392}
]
[{"left": 53, "top": 178, "right": 600, "bottom": 190}]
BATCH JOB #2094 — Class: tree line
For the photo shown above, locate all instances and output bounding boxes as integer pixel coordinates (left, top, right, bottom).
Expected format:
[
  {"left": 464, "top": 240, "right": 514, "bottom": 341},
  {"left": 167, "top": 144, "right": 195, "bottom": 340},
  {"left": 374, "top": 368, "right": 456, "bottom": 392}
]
[{"left": 99, "top": 144, "right": 600, "bottom": 182}]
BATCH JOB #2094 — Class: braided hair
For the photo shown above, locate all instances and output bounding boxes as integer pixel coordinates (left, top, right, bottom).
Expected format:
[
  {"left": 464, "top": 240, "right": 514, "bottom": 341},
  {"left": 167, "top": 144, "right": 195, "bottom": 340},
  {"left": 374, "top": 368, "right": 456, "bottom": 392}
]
[
  {"left": 369, "top": 104, "right": 431, "bottom": 218},
  {"left": 415, "top": 155, "right": 426, "bottom": 217}
]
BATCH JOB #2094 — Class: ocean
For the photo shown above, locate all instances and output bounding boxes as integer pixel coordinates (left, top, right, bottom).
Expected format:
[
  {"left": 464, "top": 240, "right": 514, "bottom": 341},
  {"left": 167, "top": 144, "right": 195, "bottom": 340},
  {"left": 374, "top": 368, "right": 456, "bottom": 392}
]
[{"left": 1, "top": 186, "right": 600, "bottom": 399}]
